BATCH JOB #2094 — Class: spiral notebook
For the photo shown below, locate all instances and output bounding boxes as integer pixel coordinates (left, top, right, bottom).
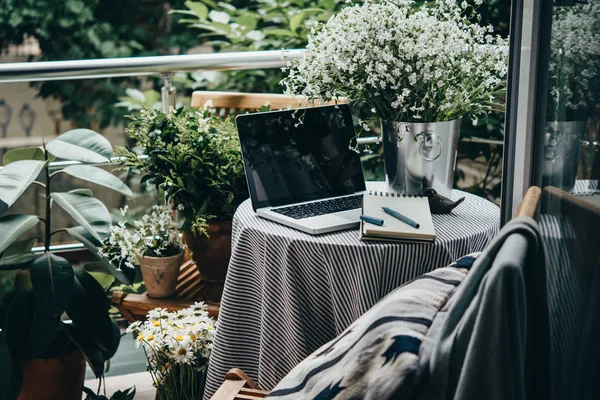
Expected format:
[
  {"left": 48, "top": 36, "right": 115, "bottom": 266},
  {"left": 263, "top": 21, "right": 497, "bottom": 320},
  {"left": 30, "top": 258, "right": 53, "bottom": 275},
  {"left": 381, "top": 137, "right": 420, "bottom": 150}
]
[{"left": 360, "top": 190, "right": 436, "bottom": 243}]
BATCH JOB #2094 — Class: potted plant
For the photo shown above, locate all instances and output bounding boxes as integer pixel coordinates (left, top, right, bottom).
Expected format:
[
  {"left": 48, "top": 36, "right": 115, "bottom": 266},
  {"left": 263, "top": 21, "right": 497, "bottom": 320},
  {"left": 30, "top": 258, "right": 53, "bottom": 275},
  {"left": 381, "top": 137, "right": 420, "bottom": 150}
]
[
  {"left": 101, "top": 204, "right": 184, "bottom": 299},
  {"left": 0, "top": 129, "right": 134, "bottom": 399},
  {"left": 126, "top": 302, "right": 216, "bottom": 400},
  {"left": 282, "top": 0, "right": 509, "bottom": 196},
  {"left": 115, "top": 105, "right": 248, "bottom": 282}
]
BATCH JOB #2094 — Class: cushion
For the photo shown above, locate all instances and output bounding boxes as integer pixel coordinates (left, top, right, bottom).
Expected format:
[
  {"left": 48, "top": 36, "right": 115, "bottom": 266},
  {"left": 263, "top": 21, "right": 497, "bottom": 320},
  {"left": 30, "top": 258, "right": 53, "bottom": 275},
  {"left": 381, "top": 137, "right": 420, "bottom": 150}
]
[{"left": 265, "top": 254, "right": 479, "bottom": 400}]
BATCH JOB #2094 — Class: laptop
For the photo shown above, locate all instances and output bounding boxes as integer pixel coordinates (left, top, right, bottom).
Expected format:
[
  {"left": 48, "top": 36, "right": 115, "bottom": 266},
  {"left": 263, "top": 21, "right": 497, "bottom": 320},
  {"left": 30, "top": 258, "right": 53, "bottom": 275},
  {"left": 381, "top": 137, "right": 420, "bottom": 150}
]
[{"left": 236, "top": 104, "right": 366, "bottom": 235}]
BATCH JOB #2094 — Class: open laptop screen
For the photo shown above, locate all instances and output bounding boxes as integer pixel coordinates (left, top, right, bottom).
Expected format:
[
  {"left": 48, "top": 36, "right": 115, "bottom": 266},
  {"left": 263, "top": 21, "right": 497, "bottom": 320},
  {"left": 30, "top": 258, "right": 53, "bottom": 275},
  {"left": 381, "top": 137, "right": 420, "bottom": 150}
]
[{"left": 236, "top": 104, "right": 366, "bottom": 211}]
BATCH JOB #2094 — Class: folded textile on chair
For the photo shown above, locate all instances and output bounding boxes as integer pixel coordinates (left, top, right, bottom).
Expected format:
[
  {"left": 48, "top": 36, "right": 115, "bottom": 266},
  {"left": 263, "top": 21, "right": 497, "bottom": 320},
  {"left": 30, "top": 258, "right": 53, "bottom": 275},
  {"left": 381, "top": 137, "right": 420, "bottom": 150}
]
[
  {"left": 413, "top": 216, "right": 550, "bottom": 400},
  {"left": 264, "top": 254, "right": 479, "bottom": 400}
]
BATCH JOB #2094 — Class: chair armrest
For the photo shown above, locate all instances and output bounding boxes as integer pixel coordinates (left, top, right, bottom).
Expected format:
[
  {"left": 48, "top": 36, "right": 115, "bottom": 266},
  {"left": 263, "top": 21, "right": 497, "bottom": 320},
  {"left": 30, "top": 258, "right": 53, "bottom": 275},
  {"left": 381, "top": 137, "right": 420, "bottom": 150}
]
[{"left": 210, "top": 368, "right": 269, "bottom": 400}]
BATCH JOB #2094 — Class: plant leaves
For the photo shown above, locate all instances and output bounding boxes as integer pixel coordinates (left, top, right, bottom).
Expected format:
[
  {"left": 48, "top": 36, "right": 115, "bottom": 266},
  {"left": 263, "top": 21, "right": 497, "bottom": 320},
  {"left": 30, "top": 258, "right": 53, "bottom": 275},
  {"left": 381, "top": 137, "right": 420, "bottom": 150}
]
[
  {"left": 30, "top": 253, "right": 74, "bottom": 318},
  {"left": 84, "top": 263, "right": 115, "bottom": 290},
  {"left": 185, "top": 1, "right": 208, "bottom": 19},
  {"left": 51, "top": 193, "right": 111, "bottom": 242},
  {"left": 62, "top": 323, "right": 105, "bottom": 378},
  {"left": 66, "top": 270, "right": 113, "bottom": 351},
  {"left": 263, "top": 28, "right": 298, "bottom": 37},
  {"left": 2, "top": 147, "right": 54, "bottom": 165},
  {"left": 0, "top": 334, "right": 12, "bottom": 397},
  {"left": 67, "top": 227, "right": 134, "bottom": 285},
  {"left": 0, "top": 160, "right": 46, "bottom": 213},
  {"left": 0, "top": 215, "right": 39, "bottom": 255},
  {"left": 0, "top": 254, "right": 38, "bottom": 270},
  {"left": 68, "top": 188, "right": 93, "bottom": 197},
  {"left": 46, "top": 129, "right": 112, "bottom": 164},
  {"left": 124, "top": 88, "right": 145, "bottom": 103},
  {"left": 4, "top": 291, "right": 59, "bottom": 361},
  {"left": 62, "top": 165, "right": 132, "bottom": 197},
  {"left": 2, "top": 237, "right": 38, "bottom": 258}
]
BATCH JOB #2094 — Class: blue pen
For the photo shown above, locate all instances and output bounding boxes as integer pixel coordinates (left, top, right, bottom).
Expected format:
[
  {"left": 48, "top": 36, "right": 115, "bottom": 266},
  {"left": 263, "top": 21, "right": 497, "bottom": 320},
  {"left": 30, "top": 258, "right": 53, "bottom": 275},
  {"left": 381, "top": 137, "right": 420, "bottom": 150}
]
[
  {"left": 381, "top": 206, "right": 420, "bottom": 229},
  {"left": 360, "top": 215, "right": 384, "bottom": 226}
]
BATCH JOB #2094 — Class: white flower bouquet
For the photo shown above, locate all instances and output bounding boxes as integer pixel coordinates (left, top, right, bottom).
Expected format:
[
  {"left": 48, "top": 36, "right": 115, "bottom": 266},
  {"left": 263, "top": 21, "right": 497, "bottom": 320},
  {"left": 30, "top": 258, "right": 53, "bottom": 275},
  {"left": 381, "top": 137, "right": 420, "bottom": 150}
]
[
  {"left": 127, "top": 303, "right": 217, "bottom": 399},
  {"left": 548, "top": 2, "right": 600, "bottom": 120},
  {"left": 282, "top": 0, "right": 509, "bottom": 124},
  {"left": 100, "top": 204, "right": 183, "bottom": 270}
]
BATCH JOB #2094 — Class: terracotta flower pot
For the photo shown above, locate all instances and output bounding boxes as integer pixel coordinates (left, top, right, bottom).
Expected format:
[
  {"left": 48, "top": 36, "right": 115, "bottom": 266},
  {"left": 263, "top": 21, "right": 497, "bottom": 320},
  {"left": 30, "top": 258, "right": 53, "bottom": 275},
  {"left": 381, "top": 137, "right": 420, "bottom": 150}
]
[
  {"left": 139, "top": 251, "right": 184, "bottom": 299},
  {"left": 183, "top": 220, "right": 232, "bottom": 283},
  {"left": 18, "top": 349, "right": 86, "bottom": 400}
]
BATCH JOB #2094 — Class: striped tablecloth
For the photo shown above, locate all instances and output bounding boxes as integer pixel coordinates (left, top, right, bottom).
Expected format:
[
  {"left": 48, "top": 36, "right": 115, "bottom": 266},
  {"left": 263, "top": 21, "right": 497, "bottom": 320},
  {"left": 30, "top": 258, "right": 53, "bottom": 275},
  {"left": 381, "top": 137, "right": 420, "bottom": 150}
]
[{"left": 204, "top": 182, "right": 500, "bottom": 398}]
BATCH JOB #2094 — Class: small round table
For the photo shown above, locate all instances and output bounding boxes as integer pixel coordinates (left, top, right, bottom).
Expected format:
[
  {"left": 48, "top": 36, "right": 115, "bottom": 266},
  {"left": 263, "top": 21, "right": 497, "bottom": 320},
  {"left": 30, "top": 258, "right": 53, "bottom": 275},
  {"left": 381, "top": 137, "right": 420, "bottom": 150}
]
[{"left": 204, "top": 182, "right": 500, "bottom": 398}]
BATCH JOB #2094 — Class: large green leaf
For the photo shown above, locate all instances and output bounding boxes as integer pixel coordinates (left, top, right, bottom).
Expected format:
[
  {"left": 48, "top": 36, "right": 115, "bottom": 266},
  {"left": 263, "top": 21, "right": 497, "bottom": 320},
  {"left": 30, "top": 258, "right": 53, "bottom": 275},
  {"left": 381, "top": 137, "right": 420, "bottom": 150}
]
[
  {"left": 67, "top": 270, "right": 120, "bottom": 360},
  {"left": 62, "top": 165, "right": 132, "bottom": 197},
  {"left": 2, "top": 147, "right": 54, "bottom": 165},
  {"left": 185, "top": 1, "right": 208, "bottom": 18},
  {"left": 4, "top": 291, "right": 59, "bottom": 361},
  {"left": 45, "top": 129, "right": 112, "bottom": 164},
  {"left": 29, "top": 306, "right": 60, "bottom": 360},
  {"left": 30, "top": 253, "right": 74, "bottom": 318},
  {"left": 0, "top": 334, "right": 23, "bottom": 400},
  {"left": 0, "top": 254, "right": 38, "bottom": 270},
  {"left": 0, "top": 334, "right": 12, "bottom": 396},
  {"left": 0, "top": 161, "right": 46, "bottom": 213},
  {"left": 51, "top": 192, "right": 111, "bottom": 242},
  {"left": 84, "top": 263, "right": 115, "bottom": 290},
  {"left": 62, "top": 324, "right": 105, "bottom": 378},
  {"left": 2, "top": 238, "right": 37, "bottom": 258},
  {"left": 66, "top": 227, "right": 134, "bottom": 285},
  {"left": 0, "top": 215, "right": 39, "bottom": 255}
]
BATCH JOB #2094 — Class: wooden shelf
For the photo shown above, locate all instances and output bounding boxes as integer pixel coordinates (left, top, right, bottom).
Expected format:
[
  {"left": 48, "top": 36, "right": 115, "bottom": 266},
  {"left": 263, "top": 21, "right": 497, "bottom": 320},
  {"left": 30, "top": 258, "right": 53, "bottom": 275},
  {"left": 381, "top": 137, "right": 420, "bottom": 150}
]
[{"left": 111, "top": 260, "right": 223, "bottom": 322}]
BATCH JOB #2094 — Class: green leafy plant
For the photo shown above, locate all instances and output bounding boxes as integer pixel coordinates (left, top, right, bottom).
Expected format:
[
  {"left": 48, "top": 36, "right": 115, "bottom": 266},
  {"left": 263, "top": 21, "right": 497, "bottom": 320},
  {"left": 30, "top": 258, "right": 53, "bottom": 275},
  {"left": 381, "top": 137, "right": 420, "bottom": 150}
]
[
  {"left": 0, "top": 129, "right": 134, "bottom": 399},
  {"left": 0, "top": 0, "right": 198, "bottom": 129},
  {"left": 171, "top": 0, "right": 348, "bottom": 93},
  {"left": 115, "top": 106, "right": 248, "bottom": 236}
]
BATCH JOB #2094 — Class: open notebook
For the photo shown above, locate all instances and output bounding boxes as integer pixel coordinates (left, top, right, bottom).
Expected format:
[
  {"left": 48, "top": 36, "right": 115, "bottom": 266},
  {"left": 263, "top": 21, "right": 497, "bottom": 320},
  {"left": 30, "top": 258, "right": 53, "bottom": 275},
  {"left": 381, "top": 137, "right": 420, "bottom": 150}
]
[{"left": 360, "top": 190, "right": 436, "bottom": 242}]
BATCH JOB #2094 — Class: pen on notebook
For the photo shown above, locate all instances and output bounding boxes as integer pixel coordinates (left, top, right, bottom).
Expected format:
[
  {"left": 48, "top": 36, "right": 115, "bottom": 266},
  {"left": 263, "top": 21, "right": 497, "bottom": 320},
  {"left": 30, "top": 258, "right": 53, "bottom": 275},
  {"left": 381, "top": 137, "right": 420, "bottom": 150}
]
[
  {"left": 381, "top": 206, "right": 420, "bottom": 229},
  {"left": 360, "top": 215, "right": 384, "bottom": 226}
]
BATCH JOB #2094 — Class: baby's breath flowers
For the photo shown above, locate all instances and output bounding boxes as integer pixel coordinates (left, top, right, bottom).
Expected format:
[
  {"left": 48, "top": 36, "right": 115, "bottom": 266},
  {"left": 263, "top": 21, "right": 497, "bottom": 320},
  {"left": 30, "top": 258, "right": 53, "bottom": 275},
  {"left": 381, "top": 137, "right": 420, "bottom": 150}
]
[
  {"left": 100, "top": 204, "right": 183, "bottom": 270},
  {"left": 127, "top": 303, "right": 216, "bottom": 399},
  {"left": 282, "top": 0, "right": 509, "bottom": 123},
  {"left": 547, "top": 2, "right": 600, "bottom": 120}
]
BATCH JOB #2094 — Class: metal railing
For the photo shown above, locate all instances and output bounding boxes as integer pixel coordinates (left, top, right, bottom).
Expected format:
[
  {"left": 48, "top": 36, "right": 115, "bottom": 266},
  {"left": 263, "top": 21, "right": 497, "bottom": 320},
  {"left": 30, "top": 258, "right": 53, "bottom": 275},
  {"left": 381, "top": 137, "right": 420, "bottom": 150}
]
[{"left": 0, "top": 50, "right": 304, "bottom": 83}]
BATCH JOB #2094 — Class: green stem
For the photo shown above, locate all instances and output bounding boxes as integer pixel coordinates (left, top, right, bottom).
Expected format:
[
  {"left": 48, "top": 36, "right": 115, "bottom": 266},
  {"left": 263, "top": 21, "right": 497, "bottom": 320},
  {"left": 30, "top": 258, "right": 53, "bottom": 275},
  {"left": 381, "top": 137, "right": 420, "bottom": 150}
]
[{"left": 44, "top": 150, "right": 51, "bottom": 252}]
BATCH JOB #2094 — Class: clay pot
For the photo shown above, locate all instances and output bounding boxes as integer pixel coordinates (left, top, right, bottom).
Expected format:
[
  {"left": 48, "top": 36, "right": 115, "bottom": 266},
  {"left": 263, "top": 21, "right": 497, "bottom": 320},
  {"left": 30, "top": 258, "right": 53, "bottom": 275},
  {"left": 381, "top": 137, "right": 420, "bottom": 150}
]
[
  {"left": 18, "top": 349, "right": 86, "bottom": 400},
  {"left": 139, "top": 251, "right": 184, "bottom": 299},
  {"left": 183, "top": 220, "right": 232, "bottom": 283}
]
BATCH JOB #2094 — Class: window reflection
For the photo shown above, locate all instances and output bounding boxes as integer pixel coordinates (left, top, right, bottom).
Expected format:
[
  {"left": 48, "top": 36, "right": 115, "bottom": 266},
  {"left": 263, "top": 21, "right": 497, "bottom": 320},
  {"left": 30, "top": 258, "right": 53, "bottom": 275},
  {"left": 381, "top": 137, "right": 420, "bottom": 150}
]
[{"left": 538, "top": 2, "right": 600, "bottom": 399}]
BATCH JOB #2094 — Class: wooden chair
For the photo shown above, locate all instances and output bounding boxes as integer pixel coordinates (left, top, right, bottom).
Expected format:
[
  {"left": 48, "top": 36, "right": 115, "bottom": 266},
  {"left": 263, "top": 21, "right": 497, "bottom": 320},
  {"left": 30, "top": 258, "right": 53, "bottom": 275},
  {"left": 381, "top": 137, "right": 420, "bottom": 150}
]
[
  {"left": 190, "top": 91, "right": 345, "bottom": 117},
  {"left": 208, "top": 187, "right": 543, "bottom": 400}
]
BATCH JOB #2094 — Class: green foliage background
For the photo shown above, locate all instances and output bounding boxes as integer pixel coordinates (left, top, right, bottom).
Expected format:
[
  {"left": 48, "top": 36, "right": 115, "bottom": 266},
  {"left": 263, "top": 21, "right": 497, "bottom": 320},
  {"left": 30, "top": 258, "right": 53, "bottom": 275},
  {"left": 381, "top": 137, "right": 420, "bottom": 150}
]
[{"left": 0, "top": 0, "right": 198, "bottom": 129}]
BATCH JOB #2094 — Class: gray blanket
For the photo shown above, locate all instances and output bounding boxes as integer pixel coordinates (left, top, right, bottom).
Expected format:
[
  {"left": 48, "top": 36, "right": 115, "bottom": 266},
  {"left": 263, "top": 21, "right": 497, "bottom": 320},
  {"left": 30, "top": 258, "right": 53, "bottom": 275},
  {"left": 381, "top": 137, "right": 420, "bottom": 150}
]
[{"left": 413, "top": 216, "right": 550, "bottom": 400}]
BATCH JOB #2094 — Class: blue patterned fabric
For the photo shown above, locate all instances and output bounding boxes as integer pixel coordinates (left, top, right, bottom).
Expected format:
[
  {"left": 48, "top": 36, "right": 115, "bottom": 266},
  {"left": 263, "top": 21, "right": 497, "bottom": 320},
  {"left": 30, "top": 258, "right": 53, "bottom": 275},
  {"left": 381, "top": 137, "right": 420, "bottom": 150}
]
[{"left": 265, "top": 255, "right": 478, "bottom": 400}]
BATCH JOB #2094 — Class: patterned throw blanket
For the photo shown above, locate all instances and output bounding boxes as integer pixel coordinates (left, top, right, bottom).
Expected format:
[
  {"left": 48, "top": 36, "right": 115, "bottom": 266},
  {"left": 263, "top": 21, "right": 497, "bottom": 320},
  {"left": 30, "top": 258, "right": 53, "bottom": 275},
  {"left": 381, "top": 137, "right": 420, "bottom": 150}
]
[{"left": 265, "top": 255, "right": 478, "bottom": 400}]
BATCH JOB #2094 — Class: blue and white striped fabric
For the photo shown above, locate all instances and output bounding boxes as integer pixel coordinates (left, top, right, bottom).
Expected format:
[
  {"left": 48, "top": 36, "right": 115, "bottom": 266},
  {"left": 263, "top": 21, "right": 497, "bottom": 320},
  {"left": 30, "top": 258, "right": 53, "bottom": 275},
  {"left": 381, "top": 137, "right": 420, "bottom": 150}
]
[{"left": 204, "top": 182, "right": 499, "bottom": 399}]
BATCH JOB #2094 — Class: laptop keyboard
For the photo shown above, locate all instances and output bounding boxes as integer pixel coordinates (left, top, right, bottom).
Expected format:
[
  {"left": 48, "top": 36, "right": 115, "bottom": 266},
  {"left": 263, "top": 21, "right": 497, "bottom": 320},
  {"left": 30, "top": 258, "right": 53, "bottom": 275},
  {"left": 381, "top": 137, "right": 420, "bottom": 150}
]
[{"left": 272, "top": 194, "right": 363, "bottom": 220}]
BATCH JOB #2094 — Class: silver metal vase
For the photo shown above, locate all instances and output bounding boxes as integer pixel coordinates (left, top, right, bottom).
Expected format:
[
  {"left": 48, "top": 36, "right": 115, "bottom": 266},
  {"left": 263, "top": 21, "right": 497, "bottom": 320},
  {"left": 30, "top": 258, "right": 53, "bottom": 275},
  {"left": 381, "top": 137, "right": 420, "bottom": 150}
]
[
  {"left": 382, "top": 119, "right": 461, "bottom": 197},
  {"left": 541, "top": 120, "right": 586, "bottom": 193}
]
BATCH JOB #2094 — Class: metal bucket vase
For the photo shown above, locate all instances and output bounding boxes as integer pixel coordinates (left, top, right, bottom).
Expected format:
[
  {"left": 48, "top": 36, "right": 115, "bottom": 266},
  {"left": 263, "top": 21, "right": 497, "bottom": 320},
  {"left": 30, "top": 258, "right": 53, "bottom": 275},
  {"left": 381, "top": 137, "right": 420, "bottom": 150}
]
[
  {"left": 541, "top": 120, "right": 586, "bottom": 192},
  {"left": 382, "top": 119, "right": 460, "bottom": 197}
]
